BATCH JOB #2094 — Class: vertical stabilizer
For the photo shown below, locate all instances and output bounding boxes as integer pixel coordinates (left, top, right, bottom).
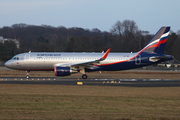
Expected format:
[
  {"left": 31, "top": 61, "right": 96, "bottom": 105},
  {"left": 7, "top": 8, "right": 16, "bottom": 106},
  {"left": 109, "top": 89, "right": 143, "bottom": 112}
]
[{"left": 139, "top": 27, "right": 170, "bottom": 54}]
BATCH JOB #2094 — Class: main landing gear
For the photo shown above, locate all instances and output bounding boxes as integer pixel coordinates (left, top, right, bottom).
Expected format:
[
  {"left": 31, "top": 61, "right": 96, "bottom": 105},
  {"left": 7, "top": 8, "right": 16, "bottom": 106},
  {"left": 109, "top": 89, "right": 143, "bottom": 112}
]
[
  {"left": 82, "top": 74, "right": 88, "bottom": 79},
  {"left": 80, "top": 69, "right": 88, "bottom": 79},
  {"left": 26, "top": 71, "right": 30, "bottom": 79}
]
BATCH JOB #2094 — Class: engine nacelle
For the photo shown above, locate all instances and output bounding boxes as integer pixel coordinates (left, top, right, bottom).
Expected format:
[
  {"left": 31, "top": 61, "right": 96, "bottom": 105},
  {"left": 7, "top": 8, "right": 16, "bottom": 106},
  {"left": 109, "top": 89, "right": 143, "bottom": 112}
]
[{"left": 54, "top": 66, "right": 78, "bottom": 76}]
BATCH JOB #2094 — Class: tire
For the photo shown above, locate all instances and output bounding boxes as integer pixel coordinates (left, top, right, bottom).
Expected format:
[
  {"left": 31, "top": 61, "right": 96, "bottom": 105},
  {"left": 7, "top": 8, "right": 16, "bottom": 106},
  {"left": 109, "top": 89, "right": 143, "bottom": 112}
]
[
  {"left": 26, "top": 75, "right": 30, "bottom": 79},
  {"left": 82, "top": 74, "right": 88, "bottom": 79}
]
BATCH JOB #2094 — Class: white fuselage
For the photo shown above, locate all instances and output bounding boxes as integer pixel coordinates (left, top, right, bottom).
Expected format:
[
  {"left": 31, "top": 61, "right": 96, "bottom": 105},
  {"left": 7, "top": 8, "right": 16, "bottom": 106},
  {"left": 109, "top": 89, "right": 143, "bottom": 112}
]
[{"left": 5, "top": 52, "right": 137, "bottom": 71}]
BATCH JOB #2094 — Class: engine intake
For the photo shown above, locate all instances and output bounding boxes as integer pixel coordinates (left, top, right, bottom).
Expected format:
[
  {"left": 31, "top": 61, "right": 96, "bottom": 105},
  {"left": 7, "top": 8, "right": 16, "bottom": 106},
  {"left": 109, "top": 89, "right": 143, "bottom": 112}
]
[{"left": 54, "top": 66, "right": 78, "bottom": 76}]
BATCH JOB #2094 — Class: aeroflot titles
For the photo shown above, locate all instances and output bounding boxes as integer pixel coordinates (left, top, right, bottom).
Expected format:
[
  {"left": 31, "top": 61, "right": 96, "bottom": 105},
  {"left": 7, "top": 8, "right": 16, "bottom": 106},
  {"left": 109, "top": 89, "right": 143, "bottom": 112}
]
[{"left": 37, "top": 54, "right": 61, "bottom": 56}]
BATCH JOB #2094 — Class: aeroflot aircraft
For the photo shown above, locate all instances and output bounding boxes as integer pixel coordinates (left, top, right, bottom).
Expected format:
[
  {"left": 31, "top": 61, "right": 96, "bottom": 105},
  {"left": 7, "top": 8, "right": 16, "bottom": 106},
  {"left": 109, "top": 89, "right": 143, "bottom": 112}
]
[{"left": 5, "top": 27, "right": 173, "bottom": 79}]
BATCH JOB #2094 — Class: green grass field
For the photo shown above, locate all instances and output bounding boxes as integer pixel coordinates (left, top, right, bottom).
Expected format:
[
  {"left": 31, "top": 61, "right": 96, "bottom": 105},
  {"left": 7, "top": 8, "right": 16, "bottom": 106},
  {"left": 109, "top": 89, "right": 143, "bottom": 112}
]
[{"left": 0, "top": 84, "right": 180, "bottom": 120}]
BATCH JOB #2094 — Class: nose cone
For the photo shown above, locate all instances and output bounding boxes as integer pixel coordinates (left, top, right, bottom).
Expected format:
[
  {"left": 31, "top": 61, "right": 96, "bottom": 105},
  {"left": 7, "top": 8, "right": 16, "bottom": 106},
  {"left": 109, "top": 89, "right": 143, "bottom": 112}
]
[{"left": 5, "top": 60, "right": 11, "bottom": 68}]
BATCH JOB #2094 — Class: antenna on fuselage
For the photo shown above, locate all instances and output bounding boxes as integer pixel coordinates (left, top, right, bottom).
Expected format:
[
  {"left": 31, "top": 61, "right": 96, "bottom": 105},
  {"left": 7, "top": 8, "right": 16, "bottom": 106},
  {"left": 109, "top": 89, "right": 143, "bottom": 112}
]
[{"left": 29, "top": 50, "right": 31, "bottom": 53}]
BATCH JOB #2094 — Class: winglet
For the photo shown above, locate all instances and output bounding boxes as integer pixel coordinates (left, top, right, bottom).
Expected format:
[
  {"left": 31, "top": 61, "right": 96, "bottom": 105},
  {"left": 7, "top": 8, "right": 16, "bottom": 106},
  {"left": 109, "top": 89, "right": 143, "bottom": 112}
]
[{"left": 102, "top": 48, "right": 111, "bottom": 59}]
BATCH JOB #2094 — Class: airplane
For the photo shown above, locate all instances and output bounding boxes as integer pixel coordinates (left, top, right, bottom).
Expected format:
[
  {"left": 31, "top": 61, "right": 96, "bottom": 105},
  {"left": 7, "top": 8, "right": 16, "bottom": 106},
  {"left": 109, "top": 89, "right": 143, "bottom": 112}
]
[{"left": 5, "top": 26, "right": 173, "bottom": 79}]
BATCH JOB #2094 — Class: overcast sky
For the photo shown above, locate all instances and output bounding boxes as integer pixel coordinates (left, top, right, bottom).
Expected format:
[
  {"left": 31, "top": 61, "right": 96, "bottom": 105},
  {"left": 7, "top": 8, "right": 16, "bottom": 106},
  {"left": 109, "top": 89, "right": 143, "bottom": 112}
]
[{"left": 0, "top": 0, "right": 180, "bottom": 34}]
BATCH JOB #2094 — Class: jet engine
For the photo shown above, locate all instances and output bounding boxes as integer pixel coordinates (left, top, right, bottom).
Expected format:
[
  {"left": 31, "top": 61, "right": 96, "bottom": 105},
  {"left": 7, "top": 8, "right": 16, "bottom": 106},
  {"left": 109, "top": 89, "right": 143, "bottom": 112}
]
[{"left": 54, "top": 66, "right": 78, "bottom": 76}]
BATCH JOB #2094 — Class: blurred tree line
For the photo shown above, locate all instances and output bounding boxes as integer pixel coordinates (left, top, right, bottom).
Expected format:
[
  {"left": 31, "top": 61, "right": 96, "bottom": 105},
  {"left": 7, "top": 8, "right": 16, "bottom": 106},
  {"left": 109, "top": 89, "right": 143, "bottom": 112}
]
[{"left": 0, "top": 20, "right": 180, "bottom": 61}]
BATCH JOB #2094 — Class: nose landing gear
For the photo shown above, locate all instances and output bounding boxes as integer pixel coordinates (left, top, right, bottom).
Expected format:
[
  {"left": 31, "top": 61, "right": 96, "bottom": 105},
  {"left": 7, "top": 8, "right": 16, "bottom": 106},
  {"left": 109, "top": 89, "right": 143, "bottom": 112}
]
[{"left": 26, "top": 71, "right": 30, "bottom": 79}]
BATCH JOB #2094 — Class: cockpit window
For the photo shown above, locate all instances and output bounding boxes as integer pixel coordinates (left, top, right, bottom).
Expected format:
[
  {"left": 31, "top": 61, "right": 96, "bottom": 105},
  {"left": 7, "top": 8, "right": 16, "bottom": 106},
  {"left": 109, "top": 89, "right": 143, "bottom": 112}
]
[{"left": 12, "top": 57, "right": 19, "bottom": 60}]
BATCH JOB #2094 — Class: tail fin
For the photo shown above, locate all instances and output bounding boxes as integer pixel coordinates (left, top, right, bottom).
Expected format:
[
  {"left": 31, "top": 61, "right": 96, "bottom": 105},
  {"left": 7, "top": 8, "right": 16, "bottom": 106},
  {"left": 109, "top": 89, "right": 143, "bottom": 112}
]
[{"left": 139, "top": 27, "right": 170, "bottom": 54}]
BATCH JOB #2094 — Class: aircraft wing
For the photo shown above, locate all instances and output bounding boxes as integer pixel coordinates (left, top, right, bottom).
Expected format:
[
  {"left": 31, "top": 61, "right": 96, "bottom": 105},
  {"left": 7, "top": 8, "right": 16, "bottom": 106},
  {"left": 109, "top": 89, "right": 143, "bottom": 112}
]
[{"left": 71, "top": 48, "right": 111, "bottom": 69}]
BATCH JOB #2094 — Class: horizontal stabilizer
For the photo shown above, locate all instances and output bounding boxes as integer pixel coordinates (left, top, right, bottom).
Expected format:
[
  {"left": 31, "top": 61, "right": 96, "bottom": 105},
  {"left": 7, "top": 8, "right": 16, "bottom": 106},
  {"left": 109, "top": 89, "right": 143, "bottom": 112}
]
[{"left": 149, "top": 55, "right": 172, "bottom": 62}]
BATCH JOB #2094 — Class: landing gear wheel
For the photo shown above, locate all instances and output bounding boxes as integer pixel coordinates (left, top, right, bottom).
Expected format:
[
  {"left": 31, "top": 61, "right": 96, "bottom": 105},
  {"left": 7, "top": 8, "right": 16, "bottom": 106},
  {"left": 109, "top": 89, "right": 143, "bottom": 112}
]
[
  {"left": 82, "top": 74, "right": 88, "bottom": 79},
  {"left": 26, "top": 75, "right": 30, "bottom": 79}
]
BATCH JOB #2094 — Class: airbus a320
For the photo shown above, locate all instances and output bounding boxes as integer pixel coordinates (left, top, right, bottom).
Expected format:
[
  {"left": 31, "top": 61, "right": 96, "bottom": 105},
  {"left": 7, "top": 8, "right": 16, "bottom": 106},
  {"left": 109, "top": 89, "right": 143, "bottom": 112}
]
[{"left": 5, "top": 27, "right": 173, "bottom": 79}]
